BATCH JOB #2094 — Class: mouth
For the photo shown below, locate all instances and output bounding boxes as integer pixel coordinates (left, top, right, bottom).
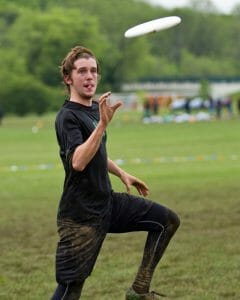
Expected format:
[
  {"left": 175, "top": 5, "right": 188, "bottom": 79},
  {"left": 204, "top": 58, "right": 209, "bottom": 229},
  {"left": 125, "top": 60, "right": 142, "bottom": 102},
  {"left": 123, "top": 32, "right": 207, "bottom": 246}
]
[{"left": 83, "top": 82, "right": 95, "bottom": 90}]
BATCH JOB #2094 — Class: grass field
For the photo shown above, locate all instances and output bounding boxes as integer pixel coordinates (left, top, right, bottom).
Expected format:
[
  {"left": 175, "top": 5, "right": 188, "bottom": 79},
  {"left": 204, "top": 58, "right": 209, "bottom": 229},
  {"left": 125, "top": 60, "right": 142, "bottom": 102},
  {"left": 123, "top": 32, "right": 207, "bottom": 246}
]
[{"left": 0, "top": 112, "right": 240, "bottom": 300}]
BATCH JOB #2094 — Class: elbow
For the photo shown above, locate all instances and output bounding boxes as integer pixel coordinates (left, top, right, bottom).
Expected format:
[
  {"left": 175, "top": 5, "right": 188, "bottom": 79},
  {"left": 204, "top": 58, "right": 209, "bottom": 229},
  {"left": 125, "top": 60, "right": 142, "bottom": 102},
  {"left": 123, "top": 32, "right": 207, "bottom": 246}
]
[
  {"left": 72, "top": 151, "right": 86, "bottom": 171},
  {"left": 72, "top": 160, "right": 86, "bottom": 172}
]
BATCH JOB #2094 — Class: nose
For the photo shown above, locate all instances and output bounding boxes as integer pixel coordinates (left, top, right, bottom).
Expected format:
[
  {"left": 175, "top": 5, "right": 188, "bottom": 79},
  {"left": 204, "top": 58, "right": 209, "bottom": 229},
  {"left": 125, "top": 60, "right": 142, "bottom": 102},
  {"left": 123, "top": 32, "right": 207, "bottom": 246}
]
[
  {"left": 84, "top": 69, "right": 97, "bottom": 80},
  {"left": 86, "top": 70, "right": 93, "bottom": 78}
]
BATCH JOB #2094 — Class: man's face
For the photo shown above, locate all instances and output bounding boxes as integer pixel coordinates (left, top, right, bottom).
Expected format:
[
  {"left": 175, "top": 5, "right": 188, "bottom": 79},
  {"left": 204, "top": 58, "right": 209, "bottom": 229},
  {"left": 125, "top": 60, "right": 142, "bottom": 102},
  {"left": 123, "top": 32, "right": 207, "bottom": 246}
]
[{"left": 65, "top": 57, "right": 98, "bottom": 100}]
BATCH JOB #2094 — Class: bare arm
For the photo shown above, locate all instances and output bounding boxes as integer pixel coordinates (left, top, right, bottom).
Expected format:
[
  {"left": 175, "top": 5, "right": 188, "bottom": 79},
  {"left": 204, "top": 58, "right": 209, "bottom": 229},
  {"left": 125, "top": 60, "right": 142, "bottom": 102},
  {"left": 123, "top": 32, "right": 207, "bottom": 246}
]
[
  {"left": 72, "top": 92, "right": 122, "bottom": 171},
  {"left": 108, "top": 158, "right": 149, "bottom": 197},
  {"left": 72, "top": 122, "right": 105, "bottom": 171}
]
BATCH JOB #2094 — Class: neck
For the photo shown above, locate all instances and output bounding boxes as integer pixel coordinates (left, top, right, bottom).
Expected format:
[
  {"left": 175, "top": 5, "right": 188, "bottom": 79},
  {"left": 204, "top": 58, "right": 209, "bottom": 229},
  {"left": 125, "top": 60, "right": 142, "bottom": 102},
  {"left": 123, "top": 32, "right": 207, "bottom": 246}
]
[{"left": 69, "top": 95, "right": 93, "bottom": 107}]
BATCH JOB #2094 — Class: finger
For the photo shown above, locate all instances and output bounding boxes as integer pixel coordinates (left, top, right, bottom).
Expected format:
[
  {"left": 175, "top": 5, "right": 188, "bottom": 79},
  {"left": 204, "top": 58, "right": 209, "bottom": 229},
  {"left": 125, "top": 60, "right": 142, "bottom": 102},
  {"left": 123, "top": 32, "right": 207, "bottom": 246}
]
[
  {"left": 99, "top": 91, "right": 111, "bottom": 103},
  {"left": 133, "top": 181, "right": 149, "bottom": 192},
  {"left": 139, "top": 188, "right": 147, "bottom": 197},
  {"left": 133, "top": 184, "right": 143, "bottom": 196},
  {"left": 136, "top": 185, "right": 149, "bottom": 197},
  {"left": 143, "top": 189, "right": 149, "bottom": 197},
  {"left": 144, "top": 186, "right": 150, "bottom": 194},
  {"left": 111, "top": 101, "right": 123, "bottom": 112},
  {"left": 99, "top": 99, "right": 107, "bottom": 113},
  {"left": 137, "top": 187, "right": 143, "bottom": 196},
  {"left": 140, "top": 182, "right": 149, "bottom": 192},
  {"left": 125, "top": 183, "right": 131, "bottom": 194}
]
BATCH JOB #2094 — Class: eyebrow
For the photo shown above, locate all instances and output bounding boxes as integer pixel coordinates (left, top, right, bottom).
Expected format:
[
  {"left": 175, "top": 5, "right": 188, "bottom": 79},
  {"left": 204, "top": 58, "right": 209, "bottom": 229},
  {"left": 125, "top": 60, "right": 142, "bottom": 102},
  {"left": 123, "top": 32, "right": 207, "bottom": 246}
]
[{"left": 77, "top": 66, "right": 97, "bottom": 71}]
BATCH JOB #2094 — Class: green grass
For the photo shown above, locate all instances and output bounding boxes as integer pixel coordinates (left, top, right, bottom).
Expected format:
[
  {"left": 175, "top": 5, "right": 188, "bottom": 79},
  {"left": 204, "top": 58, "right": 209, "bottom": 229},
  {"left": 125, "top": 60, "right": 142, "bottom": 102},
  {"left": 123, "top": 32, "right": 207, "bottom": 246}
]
[{"left": 0, "top": 112, "right": 240, "bottom": 299}]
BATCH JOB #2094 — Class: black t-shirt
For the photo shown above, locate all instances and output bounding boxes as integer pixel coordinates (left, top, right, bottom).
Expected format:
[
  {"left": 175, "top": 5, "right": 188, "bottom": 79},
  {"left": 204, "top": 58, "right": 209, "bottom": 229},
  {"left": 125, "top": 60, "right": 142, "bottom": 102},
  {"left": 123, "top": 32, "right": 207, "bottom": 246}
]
[{"left": 55, "top": 100, "right": 112, "bottom": 223}]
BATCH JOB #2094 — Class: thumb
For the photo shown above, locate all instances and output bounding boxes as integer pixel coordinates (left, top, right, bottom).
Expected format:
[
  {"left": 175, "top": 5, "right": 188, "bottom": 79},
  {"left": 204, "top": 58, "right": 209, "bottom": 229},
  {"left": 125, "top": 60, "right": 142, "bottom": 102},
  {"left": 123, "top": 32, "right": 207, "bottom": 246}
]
[{"left": 111, "top": 101, "right": 123, "bottom": 112}]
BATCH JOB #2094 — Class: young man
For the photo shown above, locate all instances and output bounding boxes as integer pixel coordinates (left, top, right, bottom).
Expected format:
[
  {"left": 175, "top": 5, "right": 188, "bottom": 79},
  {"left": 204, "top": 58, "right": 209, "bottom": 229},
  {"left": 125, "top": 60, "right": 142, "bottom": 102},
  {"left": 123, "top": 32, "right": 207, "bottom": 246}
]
[{"left": 51, "top": 46, "right": 180, "bottom": 300}]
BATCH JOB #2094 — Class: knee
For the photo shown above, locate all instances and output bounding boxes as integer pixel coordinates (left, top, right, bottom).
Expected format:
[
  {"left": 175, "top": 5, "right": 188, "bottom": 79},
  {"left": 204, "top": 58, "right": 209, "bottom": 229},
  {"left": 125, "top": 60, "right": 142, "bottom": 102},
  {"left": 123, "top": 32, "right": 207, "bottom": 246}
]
[{"left": 167, "top": 209, "right": 180, "bottom": 235}]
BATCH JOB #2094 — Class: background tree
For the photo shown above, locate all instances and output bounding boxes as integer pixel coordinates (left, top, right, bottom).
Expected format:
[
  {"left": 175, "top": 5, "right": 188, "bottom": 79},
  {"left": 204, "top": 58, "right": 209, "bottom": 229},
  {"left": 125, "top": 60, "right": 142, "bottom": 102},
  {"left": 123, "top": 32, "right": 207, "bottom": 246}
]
[
  {"left": 199, "top": 79, "right": 211, "bottom": 99},
  {"left": 232, "top": 3, "right": 240, "bottom": 15},
  {"left": 0, "top": 0, "right": 239, "bottom": 115},
  {"left": 188, "top": 0, "right": 218, "bottom": 14}
]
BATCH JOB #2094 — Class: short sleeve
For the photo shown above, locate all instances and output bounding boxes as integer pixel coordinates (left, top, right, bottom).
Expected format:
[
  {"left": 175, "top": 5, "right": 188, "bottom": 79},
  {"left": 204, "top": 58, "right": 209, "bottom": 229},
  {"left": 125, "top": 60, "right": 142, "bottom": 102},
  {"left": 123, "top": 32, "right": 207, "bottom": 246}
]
[
  {"left": 55, "top": 111, "right": 84, "bottom": 162},
  {"left": 63, "top": 115, "right": 83, "bottom": 155}
]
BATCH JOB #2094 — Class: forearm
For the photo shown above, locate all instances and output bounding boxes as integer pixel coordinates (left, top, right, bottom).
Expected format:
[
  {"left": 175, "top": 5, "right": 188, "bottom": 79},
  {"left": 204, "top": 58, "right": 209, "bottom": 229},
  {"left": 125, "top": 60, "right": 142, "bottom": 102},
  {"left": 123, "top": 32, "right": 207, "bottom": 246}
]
[
  {"left": 108, "top": 158, "right": 149, "bottom": 196},
  {"left": 108, "top": 158, "right": 126, "bottom": 178},
  {"left": 71, "top": 91, "right": 122, "bottom": 172},
  {"left": 72, "top": 122, "right": 106, "bottom": 171}
]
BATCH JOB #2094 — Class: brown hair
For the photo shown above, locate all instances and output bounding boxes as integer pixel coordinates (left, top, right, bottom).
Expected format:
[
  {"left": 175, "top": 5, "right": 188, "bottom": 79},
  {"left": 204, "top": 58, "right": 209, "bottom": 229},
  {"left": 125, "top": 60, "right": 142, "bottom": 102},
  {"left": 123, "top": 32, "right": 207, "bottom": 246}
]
[{"left": 60, "top": 46, "right": 101, "bottom": 93}]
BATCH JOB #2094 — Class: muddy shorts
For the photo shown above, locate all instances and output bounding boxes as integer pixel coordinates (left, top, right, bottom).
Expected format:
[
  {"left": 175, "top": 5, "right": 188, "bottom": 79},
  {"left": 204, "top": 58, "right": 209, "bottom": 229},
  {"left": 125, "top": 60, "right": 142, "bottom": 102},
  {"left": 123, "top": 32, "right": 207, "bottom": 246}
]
[
  {"left": 55, "top": 218, "right": 107, "bottom": 284},
  {"left": 55, "top": 192, "right": 170, "bottom": 284}
]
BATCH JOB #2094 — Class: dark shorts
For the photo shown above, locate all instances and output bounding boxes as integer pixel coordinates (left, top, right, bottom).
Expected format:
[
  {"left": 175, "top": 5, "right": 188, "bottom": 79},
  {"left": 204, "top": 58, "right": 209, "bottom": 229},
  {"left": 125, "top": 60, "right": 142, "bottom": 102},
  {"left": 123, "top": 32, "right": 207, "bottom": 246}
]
[{"left": 55, "top": 192, "right": 171, "bottom": 284}]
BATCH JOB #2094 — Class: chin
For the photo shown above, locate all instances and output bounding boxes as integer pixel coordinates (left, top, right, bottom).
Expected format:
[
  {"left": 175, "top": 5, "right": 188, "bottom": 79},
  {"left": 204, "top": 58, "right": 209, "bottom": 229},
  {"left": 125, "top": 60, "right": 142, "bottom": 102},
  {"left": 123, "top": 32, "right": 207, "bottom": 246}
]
[{"left": 84, "top": 94, "right": 94, "bottom": 100}]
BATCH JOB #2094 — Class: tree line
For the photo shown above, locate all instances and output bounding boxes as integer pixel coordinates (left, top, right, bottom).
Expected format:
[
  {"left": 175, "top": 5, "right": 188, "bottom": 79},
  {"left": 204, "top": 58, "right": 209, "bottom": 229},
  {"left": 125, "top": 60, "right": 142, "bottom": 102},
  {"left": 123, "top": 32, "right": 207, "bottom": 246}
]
[{"left": 0, "top": 0, "right": 239, "bottom": 115}]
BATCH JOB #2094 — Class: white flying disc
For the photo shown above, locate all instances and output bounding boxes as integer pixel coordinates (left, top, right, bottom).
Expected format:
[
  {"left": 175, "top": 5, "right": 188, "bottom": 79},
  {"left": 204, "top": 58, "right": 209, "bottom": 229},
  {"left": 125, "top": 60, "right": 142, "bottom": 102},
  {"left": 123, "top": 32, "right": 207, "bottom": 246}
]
[{"left": 124, "top": 16, "right": 181, "bottom": 38}]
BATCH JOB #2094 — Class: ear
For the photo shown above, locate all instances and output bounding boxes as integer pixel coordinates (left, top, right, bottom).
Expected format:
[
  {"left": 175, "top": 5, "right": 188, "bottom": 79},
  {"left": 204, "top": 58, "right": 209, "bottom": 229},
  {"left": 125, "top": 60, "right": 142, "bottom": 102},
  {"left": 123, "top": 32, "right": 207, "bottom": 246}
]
[{"left": 64, "top": 75, "right": 72, "bottom": 85}]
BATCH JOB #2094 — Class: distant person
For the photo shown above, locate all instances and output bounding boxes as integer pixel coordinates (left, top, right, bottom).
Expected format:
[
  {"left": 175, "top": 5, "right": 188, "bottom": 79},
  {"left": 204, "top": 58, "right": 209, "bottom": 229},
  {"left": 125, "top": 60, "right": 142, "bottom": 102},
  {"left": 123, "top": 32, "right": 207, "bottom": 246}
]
[
  {"left": 216, "top": 98, "right": 222, "bottom": 119},
  {"left": 51, "top": 46, "right": 180, "bottom": 300},
  {"left": 143, "top": 96, "right": 151, "bottom": 119},
  {"left": 207, "top": 96, "right": 214, "bottom": 115},
  {"left": 152, "top": 96, "right": 159, "bottom": 115},
  {"left": 184, "top": 97, "right": 191, "bottom": 114},
  {"left": 224, "top": 96, "right": 233, "bottom": 118}
]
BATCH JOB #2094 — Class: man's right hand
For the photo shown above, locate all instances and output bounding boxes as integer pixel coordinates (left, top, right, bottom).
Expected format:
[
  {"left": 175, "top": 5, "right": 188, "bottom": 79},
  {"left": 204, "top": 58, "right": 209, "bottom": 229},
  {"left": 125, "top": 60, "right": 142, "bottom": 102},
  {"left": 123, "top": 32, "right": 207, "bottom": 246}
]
[{"left": 99, "top": 92, "right": 122, "bottom": 126}]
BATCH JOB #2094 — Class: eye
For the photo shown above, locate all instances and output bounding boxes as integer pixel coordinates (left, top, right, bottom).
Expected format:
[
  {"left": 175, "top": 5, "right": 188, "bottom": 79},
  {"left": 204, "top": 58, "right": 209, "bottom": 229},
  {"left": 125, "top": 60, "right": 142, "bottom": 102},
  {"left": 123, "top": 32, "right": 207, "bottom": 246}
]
[
  {"left": 78, "top": 68, "right": 87, "bottom": 76},
  {"left": 91, "top": 68, "right": 98, "bottom": 75},
  {"left": 77, "top": 67, "right": 98, "bottom": 76}
]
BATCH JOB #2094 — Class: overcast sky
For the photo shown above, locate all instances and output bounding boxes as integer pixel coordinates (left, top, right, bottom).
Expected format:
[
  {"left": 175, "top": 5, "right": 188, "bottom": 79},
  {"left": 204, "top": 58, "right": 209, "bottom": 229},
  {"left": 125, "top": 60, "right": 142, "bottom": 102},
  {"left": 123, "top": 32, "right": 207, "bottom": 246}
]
[{"left": 146, "top": 0, "right": 240, "bottom": 14}]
